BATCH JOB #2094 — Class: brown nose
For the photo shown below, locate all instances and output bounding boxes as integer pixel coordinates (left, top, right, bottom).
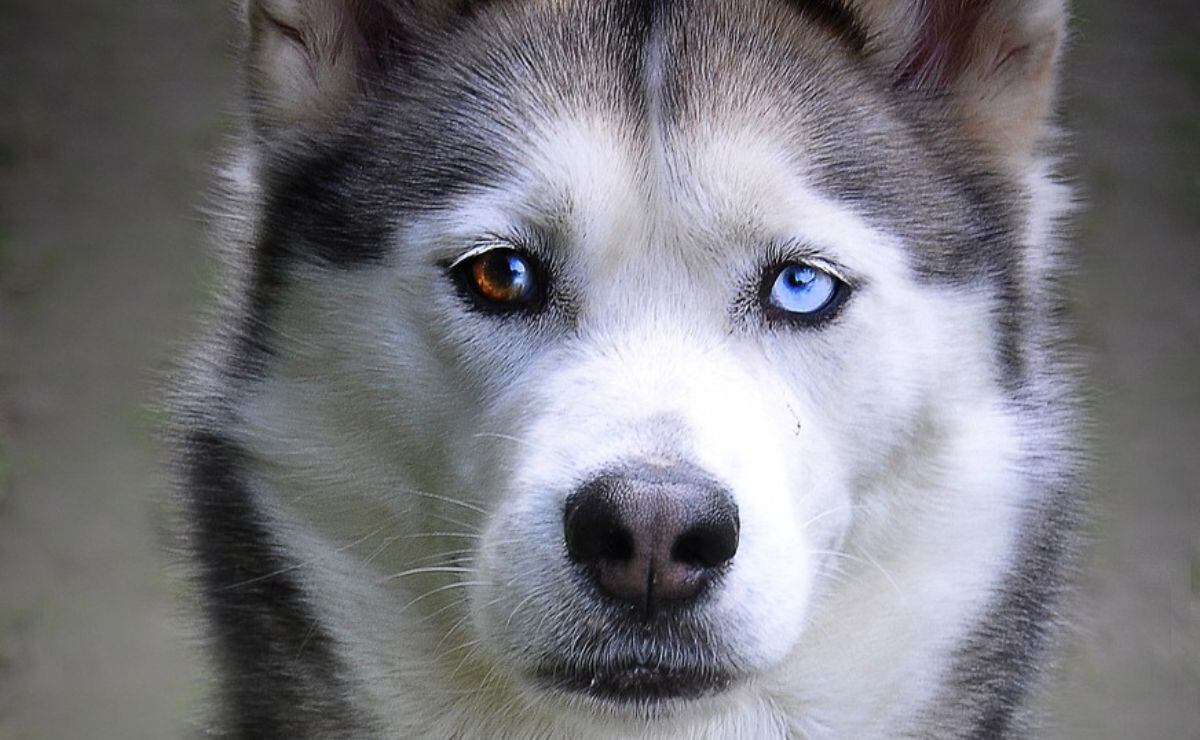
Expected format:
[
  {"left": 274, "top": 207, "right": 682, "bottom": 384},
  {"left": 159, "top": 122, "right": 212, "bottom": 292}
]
[{"left": 563, "top": 464, "right": 739, "bottom": 615}]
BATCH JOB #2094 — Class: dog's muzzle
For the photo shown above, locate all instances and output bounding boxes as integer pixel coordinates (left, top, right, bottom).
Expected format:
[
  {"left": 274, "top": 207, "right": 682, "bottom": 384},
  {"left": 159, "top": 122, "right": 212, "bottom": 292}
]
[{"left": 546, "top": 463, "right": 740, "bottom": 703}]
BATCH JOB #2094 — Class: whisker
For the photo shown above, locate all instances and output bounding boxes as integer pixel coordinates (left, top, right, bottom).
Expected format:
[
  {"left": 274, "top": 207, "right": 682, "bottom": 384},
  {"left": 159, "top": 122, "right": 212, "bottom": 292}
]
[
  {"left": 471, "top": 432, "right": 540, "bottom": 451},
  {"left": 447, "top": 640, "right": 490, "bottom": 686},
  {"left": 216, "top": 523, "right": 389, "bottom": 592},
  {"left": 420, "top": 510, "right": 483, "bottom": 535},
  {"left": 400, "top": 488, "right": 488, "bottom": 516},
  {"left": 852, "top": 545, "right": 903, "bottom": 597},
  {"left": 433, "top": 608, "right": 488, "bottom": 657},
  {"left": 360, "top": 534, "right": 405, "bottom": 569},
  {"left": 397, "top": 532, "right": 484, "bottom": 541},
  {"left": 398, "top": 580, "right": 490, "bottom": 615},
  {"left": 378, "top": 565, "right": 472, "bottom": 585},
  {"left": 503, "top": 591, "right": 540, "bottom": 631},
  {"left": 404, "top": 548, "right": 475, "bottom": 568},
  {"left": 295, "top": 619, "right": 320, "bottom": 660},
  {"left": 802, "top": 503, "right": 858, "bottom": 530}
]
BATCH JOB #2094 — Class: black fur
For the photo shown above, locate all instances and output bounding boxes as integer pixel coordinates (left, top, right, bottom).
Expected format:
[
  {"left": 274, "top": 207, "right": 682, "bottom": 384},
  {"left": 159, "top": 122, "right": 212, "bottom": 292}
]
[
  {"left": 784, "top": 0, "right": 869, "bottom": 52},
  {"left": 183, "top": 1, "right": 1075, "bottom": 735},
  {"left": 929, "top": 476, "right": 1080, "bottom": 737},
  {"left": 184, "top": 431, "right": 369, "bottom": 738}
]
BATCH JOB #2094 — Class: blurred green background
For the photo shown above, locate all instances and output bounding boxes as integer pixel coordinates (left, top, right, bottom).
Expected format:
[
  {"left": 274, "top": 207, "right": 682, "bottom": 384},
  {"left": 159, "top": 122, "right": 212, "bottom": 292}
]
[{"left": 0, "top": 1, "right": 1196, "bottom": 737}]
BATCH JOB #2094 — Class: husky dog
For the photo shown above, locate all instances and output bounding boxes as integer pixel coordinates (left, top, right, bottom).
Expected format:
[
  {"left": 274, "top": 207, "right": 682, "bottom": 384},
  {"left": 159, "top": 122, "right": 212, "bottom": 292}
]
[{"left": 178, "top": 0, "right": 1080, "bottom": 736}]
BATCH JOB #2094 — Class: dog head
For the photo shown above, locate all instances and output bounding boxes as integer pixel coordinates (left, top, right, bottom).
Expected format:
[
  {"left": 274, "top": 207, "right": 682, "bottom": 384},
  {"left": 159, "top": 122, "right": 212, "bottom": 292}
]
[{"left": 231, "top": 0, "right": 1067, "bottom": 723}]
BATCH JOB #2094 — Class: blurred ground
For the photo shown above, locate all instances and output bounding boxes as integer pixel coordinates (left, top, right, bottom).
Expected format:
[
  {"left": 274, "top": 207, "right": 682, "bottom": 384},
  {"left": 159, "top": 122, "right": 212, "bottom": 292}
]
[
  {"left": 0, "top": 2, "right": 233, "bottom": 737},
  {"left": 0, "top": 1, "right": 1196, "bottom": 738},
  {"left": 1046, "top": 2, "right": 1200, "bottom": 737}
]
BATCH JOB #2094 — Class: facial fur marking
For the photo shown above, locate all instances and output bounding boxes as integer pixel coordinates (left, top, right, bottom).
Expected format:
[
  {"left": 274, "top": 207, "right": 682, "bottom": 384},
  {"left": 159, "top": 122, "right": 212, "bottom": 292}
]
[
  {"left": 186, "top": 1, "right": 1079, "bottom": 736},
  {"left": 781, "top": 0, "right": 869, "bottom": 53}
]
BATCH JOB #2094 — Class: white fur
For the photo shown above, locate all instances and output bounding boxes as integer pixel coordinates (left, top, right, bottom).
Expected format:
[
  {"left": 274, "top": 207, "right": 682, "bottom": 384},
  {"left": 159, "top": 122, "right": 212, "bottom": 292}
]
[{"left": 227, "top": 110, "right": 1045, "bottom": 736}]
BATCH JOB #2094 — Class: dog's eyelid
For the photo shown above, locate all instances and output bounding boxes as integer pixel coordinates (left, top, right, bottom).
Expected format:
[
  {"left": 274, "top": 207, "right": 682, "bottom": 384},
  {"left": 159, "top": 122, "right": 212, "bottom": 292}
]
[
  {"left": 447, "top": 241, "right": 515, "bottom": 270},
  {"left": 768, "top": 243, "right": 856, "bottom": 287},
  {"left": 799, "top": 257, "right": 851, "bottom": 285}
]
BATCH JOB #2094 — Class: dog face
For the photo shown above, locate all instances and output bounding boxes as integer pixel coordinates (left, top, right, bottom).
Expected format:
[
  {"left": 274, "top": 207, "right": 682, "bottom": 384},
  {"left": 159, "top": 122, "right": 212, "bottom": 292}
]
[{"left": 232, "top": 0, "right": 1066, "bottom": 724}]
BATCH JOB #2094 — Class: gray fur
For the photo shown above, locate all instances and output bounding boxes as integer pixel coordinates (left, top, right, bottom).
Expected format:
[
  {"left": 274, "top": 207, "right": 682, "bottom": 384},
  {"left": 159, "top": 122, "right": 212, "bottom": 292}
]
[{"left": 178, "top": 0, "right": 1080, "bottom": 736}]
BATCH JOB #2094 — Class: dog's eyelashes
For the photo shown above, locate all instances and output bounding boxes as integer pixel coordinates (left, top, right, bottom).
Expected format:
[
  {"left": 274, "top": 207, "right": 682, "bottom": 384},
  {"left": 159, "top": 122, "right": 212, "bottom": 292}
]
[
  {"left": 451, "top": 247, "right": 545, "bottom": 313},
  {"left": 762, "top": 263, "right": 849, "bottom": 326}
]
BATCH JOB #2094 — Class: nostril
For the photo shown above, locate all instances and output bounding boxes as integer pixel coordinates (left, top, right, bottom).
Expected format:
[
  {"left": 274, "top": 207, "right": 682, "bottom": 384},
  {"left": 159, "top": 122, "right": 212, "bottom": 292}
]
[
  {"left": 564, "top": 483, "right": 633, "bottom": 565},
  {"left": 599, "top": 528, "right": 634, "bottom": 562},
  {"left": 567, "top": 521, "right": 633, "bottom": 564},
  {"left": 671, "top": 521, "right": 738, "bottom": 569}
]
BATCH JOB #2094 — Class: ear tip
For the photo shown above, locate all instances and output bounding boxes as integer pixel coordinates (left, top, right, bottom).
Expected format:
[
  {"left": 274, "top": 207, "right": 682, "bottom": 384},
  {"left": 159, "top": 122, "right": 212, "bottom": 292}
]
[
  {"left": 887, "top": 0, "right": 1069, "bottom": 87},
  {"left": 865, "top": 0, "right": 1069, "bottom": 162},
  {"left": 242, "top": 0, "right": 394, "bottom": 133}
]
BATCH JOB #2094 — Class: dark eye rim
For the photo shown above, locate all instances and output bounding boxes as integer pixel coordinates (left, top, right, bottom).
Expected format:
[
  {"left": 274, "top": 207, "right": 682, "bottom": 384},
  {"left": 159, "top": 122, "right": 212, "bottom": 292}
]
[
  {"left": 758, "top": 261, "right": 852, "bottom": 328},
  {"left": 446, "top": 245, "right": 549, "bottom": 315}
]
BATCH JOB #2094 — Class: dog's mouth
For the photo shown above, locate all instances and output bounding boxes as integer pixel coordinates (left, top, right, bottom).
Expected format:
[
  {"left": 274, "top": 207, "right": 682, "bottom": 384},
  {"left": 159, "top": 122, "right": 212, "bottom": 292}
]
[{"left": 534, "top": 660, "right": 734, "bottom": 704}]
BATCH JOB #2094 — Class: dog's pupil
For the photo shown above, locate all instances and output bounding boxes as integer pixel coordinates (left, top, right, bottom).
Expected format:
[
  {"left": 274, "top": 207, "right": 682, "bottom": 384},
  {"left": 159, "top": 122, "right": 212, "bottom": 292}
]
[
  {"left": 473, "top": 250, "right": 533, "bottom": 304},
  {"left": 788, "top": 267, "right": 816, "bottom": 287}
]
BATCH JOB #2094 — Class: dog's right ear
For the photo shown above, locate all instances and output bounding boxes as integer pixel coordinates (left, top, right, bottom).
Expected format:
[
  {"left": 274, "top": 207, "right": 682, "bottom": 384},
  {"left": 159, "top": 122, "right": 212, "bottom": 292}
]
[
  {"left": 244, "top": 0, "right": 408, "bottom": 132},
  {"left": 849, "top": 0, "right": 1067, "bottom": 167}
]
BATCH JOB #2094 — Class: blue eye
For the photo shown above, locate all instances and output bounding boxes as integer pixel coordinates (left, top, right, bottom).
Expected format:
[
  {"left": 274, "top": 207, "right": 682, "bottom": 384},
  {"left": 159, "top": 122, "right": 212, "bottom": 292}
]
[{"left": 766, "top": 263, "right": 844, "bottom": 319}]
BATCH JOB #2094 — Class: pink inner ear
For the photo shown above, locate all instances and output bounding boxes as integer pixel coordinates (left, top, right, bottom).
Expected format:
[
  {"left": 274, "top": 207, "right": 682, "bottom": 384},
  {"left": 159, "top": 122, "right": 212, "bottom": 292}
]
[{"left": 894, "top": 0, "right": 991, "bottom": 90}]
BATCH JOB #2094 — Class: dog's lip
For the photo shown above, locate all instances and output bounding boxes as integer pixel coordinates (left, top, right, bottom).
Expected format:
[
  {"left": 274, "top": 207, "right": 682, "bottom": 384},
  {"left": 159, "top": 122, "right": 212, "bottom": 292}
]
[{"left": 534, "top": 659, "right": 734, "bottom": 703}]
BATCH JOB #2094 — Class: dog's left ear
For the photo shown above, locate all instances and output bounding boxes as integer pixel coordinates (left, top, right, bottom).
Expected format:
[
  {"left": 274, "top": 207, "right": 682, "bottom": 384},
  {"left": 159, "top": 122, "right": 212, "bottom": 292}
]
[
  {"left": 854, "top": 0, "right": 1067, "bottom": 165},
  {"left": 244, "top": 0, "right": 413, "bottom": 133}
]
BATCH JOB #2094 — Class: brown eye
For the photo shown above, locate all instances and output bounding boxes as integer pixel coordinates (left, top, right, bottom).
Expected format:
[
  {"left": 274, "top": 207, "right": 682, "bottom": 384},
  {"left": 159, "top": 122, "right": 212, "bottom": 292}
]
[{"left": 453, "top": 248, "right": 543, "bottom": 312}]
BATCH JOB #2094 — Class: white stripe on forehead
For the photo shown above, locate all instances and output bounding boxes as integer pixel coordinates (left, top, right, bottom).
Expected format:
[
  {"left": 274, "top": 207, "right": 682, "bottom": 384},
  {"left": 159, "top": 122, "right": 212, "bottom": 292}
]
[
  {"left": 399, "top": 115, "right": 650, "bottom": 275},
  {"left": 682, "top": 126, "right": 910, "bottom": 276},
  {"left": 407, "top": 113, "right": 908, "bottom": 290},
  {"left": 523, "top": 116, "right": 650, "bottom": 268}
]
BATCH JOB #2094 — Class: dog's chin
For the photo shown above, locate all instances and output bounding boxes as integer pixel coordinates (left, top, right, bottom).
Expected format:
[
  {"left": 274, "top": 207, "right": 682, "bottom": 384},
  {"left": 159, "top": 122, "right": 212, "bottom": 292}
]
[{"left": 533, "top": 660, "right": 735, "bottom": 711}]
